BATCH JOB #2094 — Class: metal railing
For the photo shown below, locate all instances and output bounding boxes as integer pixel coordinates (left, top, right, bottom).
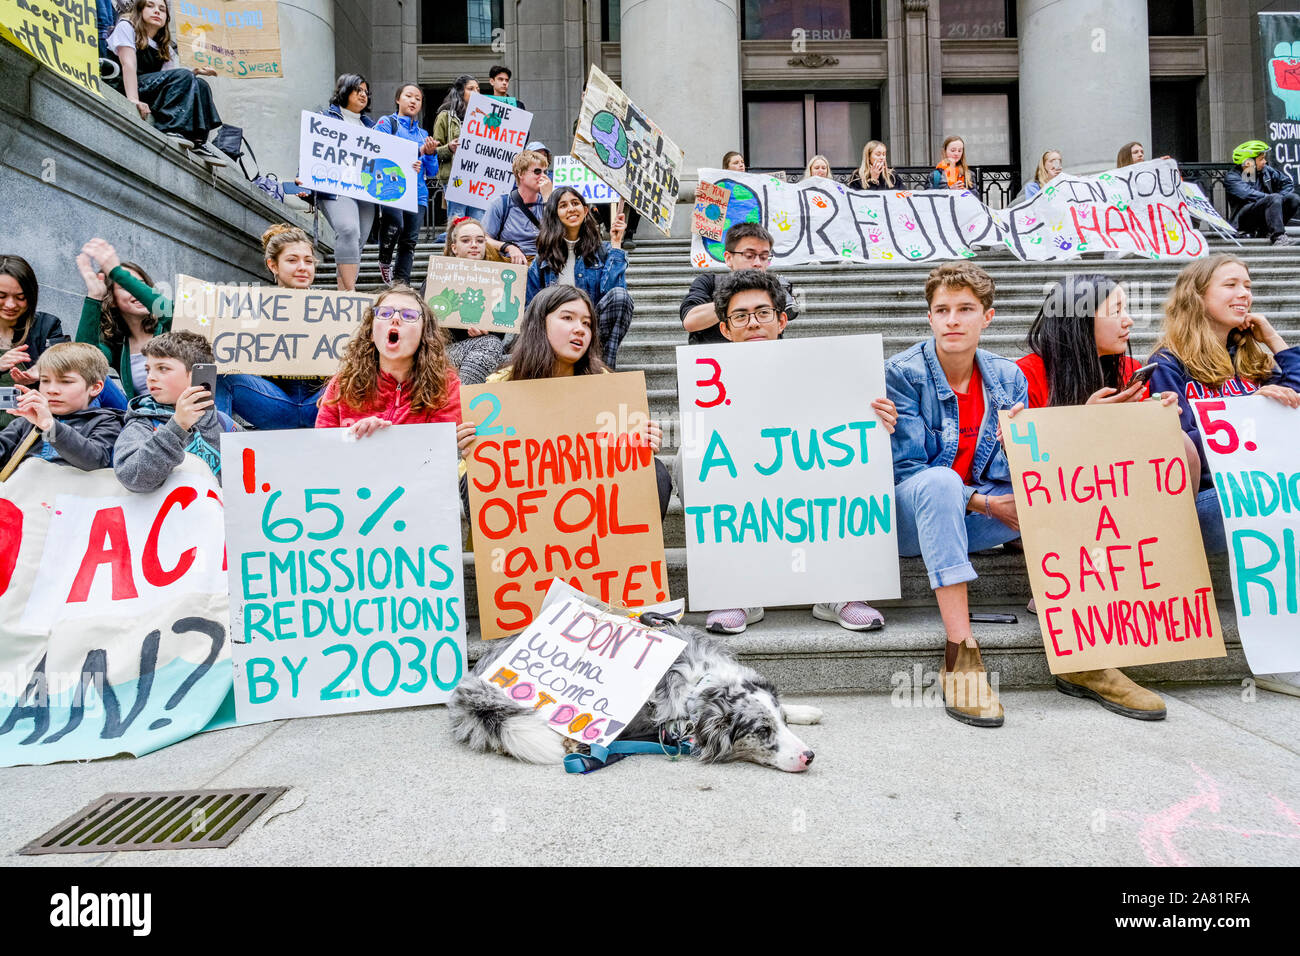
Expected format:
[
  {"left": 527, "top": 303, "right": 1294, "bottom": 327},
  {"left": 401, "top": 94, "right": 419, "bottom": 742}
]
[{"left": 751, "top": 165, "right": 1022, "bottom": 208}]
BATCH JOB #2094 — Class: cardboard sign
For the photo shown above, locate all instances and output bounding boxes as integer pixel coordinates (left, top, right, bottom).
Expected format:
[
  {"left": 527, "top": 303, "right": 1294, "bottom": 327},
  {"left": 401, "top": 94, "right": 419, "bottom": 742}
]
[
  {"left": 423, "top": 257, "right": 526, "bottom": 333},
  {"left": 553, "top": 155, "right": 618, "bottom": 204},
  {"left": 676, "top": 335, "right": 899, "bottom": 610},
  {"left": 175, "top": 0, "right": 282, "bottom": 79},
  {"left": 571, "top": 65, "right": 684, "bottom": 235},
  {"left": 463, "top": 372, "right": 668, "bottom": 641},
  {"left": 444, "top": 92, "right": 533, "bottom": 208},
  {"left": 0, "top": 459, "right": 233, "bottom": 767},
  {"left": 224, "top": 426, "right": 467, "bottom": 723},
  {"left": 480, "top": 580, "right": 685, "bottom": 747},
  {"left": 1196, "top": 399, "right": 1300, "bottom": 674},
  {"left": 298, "top": 110, "right": 418, "bottom": 212},
  {"left": 0, "top": 0, "right": 99, "bottom": 95},
  {"left": 1001, "top": 404, "right": 1226, "bottom": 674},
  {"left": 172, "top": 275, "right": 373, "bottom": 376},
  {"left": 692, "top": 181, "right": 731, "bottom": 241}
]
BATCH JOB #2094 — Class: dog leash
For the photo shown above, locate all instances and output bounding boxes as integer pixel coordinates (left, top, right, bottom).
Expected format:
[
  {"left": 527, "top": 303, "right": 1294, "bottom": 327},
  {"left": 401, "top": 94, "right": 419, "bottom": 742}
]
[{"left": 563, "top": 731, "right": 693, "bottom": 775}]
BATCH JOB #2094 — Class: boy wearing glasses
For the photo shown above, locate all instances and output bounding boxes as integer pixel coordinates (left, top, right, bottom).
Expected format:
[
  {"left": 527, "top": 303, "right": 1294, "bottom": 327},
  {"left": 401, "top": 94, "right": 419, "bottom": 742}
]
[
  {"left": 886, "top": 262, "right": 1026, "bottom": 728},
  {"left": 486, "top": 149, "right": 550, "bottom": 265},
  {"left": 677, "top": 269, "right": 894, "bottom": 635},
  {"left": 680, "top": 222, "right": 799, "bottom": 345}
]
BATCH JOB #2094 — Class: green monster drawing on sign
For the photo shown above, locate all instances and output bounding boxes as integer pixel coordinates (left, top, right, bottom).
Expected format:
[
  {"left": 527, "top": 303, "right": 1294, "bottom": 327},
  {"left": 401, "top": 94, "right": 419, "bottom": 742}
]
[
  {"left": 427, "top": 287, "right": 461, "bottom": 321},
  {"left": 459, "top": 288, "right": 486, "bottom": 324},
  {"left": 492, "top": 270, "right": 521, "bottom": 329}
]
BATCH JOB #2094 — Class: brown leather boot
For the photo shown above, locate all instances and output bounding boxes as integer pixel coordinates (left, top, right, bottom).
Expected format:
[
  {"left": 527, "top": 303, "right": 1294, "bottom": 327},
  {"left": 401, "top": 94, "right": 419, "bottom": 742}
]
[
  {"left": 940, "top": 638, "right": 1004, "bottom": 727},
  {"left": 1055, "top": 669, "right": 1166, "bottom": 720}
]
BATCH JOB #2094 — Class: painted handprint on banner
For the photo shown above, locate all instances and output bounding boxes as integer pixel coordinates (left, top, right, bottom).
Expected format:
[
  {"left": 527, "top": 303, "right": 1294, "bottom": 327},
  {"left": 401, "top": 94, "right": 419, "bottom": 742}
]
[
  {"left": 811, "top": 196, "right": 828, "bottom": 209},
  {"left": 1054, "top": 236, "right": 1073, "bottom": 251},
  {"left": 1268, "top": 41, "right": 1300, "bottom": 119},
  {"left": 772, "top": 212, "right": 792, "bottom": 231}
]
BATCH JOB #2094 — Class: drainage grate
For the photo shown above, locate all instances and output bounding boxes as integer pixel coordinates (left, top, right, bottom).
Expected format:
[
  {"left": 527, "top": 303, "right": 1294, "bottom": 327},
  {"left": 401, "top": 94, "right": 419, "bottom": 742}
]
[{"left": 20, "top": 788, "right": 288, "bottom": 855}]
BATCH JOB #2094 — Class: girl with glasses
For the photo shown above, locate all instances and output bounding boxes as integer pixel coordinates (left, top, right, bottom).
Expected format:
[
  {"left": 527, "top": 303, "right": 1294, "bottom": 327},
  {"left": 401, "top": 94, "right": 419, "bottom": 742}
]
[{"left": 316, "top": 285, "right": 462, "bottom": 438}]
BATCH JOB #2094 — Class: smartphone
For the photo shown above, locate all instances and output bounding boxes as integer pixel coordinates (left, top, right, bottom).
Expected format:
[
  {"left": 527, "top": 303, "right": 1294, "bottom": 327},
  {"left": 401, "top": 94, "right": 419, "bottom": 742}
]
[
  {"left": 190, "top": 363, "right": 218, "bottom": 395},
  {"left": 969, "top": 612, "right": 1017, "bottom": 624},
  {"left": 0, "top": 386, "right": 18, "bottom": 410},
  {"left": 1128, "top": 362, "right": 1159, "bottom": 387}
]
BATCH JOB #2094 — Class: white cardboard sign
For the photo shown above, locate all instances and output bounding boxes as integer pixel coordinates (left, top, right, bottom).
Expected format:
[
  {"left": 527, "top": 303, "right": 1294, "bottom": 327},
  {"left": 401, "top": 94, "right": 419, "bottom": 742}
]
[
  {"left": 298, "top": 110, "right": 419, "bottom": 212},
  {"left": 443, "top": 92, "right": 533, "bottom": 209}
]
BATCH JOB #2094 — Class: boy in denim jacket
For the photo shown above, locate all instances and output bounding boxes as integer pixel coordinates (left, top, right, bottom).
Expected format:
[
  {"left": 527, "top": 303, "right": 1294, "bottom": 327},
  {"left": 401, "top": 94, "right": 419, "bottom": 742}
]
[{"left": 886, "top": 262, "right": 1027, "bottom": 728}]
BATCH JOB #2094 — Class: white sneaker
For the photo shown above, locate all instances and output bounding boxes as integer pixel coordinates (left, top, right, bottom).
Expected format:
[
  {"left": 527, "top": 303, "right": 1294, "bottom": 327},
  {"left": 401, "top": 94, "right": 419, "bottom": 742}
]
[
  {"left": 812, "top": 601, "right": 885, "bottom": 631},
  {"left": 1255, "top": 672, "right": 1300, "bottom": 698},
  {"left": 705, "top": 607, "right": 764, "bottom": 635}
]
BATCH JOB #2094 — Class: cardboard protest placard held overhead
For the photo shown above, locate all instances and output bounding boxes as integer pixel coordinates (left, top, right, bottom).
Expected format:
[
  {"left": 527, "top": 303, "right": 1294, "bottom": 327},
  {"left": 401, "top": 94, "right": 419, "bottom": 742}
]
[
  {"left": 172, "top": 275, "right": 373, "bottom": 376},
  {"left": 0, "top": 0, "right": 99, "bottom": 95},
  {"left": 297, "top": 110, "right": 419, "bottom": 212},
  {"left": 0, "top": 459, "right": 233, "bottom": 767},
  {"left": 174, "top": 0, "right": 283, "bottom": 79},
  {"left": 1196, "top": 399, "right": 1300, "bottom": 674},
  {"left": 480, "top": 580, "right": 686, "bottom": 748},
  {"left": 689, "top": 158, "right": 1227, "bottom": 268},
  {"left": 443, "top": 92, "right": 533, "bottom": 209},
  {"left": 224, "top": 426, "right": 467, "bottom": 724},
  {"left": 571, "top": 65, "right": 684, "bottom": 235},
  {"left": 462, "top": 373, "right": 668, "bottom": 641},
  {"left": 1001, "top": 403, "right": 1226, "bottom": 675},
  {"left": 553, "top": 155, "right": 618, "bottom": 204},
  {"left": 692, "top": 182, "right": 731, "bottom": 241},
  {"left": 424, "top": 257, "right": 526, "bottom": 333},
  {"left": 676, "top": 335, "right": 899, "bottom": 610}
]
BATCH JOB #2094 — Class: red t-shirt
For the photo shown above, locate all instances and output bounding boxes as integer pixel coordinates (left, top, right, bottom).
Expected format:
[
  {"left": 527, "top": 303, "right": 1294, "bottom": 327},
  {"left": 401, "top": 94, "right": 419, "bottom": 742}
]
[
  {"left": 951, "top": 364, "right": 984, "bottom": 483},
  {"left": 1016, "top": 353, "right": 1147, "bottom": 408}
]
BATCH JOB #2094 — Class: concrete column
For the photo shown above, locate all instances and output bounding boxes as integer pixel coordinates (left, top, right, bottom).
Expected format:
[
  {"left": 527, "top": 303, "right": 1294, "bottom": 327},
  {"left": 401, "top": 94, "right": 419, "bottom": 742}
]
[
  {"left": 619, "top": 0, "right": 741, "bottom": 229},
  {"left": 1018, "top": 0, "right": 1152, "bottom": 176},
  {"left": 207, "top": 0, "right": 337, "bottom": 183}
]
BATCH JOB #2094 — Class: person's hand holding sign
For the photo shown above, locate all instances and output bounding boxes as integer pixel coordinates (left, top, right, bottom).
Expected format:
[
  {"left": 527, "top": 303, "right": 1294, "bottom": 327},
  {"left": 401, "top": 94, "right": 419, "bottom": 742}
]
[
  {"left": 871, "top": 397, "right": 898, "bottom": 434},
  {"left": 610, "top": 201, "right": 627, "bottom": 250},
  {"left": 456, "top": 420, "right": 478, "bottom": 459},
  {"left": 349, "top": 416, "right": 393, "bottom": 440}
]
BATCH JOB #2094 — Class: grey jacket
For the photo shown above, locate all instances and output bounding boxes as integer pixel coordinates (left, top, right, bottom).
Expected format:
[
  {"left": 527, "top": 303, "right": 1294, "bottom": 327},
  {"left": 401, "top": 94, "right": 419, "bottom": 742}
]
[
  {"left": 0, "top": 406, "right": 123, "bottom": 473},
  {"left": 113, "top": 395, "right": 233, "bottom": 491}
]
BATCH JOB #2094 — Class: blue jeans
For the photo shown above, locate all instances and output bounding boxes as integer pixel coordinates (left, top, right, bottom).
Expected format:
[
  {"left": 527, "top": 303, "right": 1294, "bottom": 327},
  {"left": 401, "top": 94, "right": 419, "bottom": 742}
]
[
  {"left": 896, "top": 467, "right": 1021, "bottom": 590},
  {"left": 1196, "top": 487, "right": 1227, "bottom": 555},
  {"left": 217, "top": 375, "right": 325, "bottom": 430}
]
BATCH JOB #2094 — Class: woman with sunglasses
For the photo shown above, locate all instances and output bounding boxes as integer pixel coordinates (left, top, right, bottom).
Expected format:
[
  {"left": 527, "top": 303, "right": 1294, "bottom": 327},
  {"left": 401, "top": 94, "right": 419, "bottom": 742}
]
[{"left": 316, "top": 284, "right": 462, "bottom": 438}]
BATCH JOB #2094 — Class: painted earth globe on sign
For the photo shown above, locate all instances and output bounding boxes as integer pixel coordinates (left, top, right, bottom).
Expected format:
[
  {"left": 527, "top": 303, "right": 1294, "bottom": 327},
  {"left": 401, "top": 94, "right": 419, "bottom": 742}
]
[
  {"left": 702, "top": 178, "right": 763, "bottom": 262},
  {"left": 363, "top": 158, "right": 408, "bottom": 202},
  {"left": 590, "top": 111, "right": 629, "bottom": 169}
]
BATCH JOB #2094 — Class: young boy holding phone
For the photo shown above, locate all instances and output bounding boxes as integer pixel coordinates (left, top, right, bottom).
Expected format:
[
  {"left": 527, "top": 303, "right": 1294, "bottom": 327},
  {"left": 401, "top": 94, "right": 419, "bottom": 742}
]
[
  {"left": 0, "top": 342, "right": 123, "bottom": 477},
  {"left": 114, "top": 332, "right": 236, "bottom": 491}
]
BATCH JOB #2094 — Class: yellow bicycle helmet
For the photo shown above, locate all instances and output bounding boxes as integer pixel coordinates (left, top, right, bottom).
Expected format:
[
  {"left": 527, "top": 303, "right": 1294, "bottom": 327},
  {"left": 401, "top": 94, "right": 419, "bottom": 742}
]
[{"left": 1232, "top": 140, "right": 1270, "bottom": 164}]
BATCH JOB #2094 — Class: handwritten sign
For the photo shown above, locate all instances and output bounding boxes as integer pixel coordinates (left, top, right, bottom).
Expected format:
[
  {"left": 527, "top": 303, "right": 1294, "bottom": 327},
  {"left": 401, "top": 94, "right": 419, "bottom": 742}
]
[
  {"left": 0, "top": 459, "right": 232, "bottom": 767},
  {"left": 571, "top": 65, "right": 683, "bottom": 235},
  {"left": 676, "top": 335, "right": 899, "bottom": 610},
  {"left": 553, "top": 155, "right": 618, "bottom": 204},
  {"left": 175, "top": 0, "right": 282, "bottom": 79},
  {"left": 693, "top": 181, "right": 731, "bottom": 241},
  {"left": 297, "top": 110, "right": 418, "bottom": 212},
  {"left": 444, "top": 92, "right": 533, "bottom": 209},
  {"left": 424, "top": 257, "right": 525, "bottom": 333},
  {"left": 224, "top": 426, "right": 467, "bottom": 723},
  {"left": 1001, "top": 404, "right": 1226, "bottom": 674},
  {"left": 1196, "top": 399, "right": 1300, "bottom": 674},
  {"left": 481, "top": 579, "right": 685, "bottom": 746},
  {"left": 463, "top": 372, "right": 668, "bottom": 641},
  {"left": 1260, "top": 13, "right": 1300, "bottom": 187},
  {"left": 0, "top": 0, "right": 99, "bottom": 95},
  {"left": 172, "top": 275, "right": 373, "bottom": 376}
]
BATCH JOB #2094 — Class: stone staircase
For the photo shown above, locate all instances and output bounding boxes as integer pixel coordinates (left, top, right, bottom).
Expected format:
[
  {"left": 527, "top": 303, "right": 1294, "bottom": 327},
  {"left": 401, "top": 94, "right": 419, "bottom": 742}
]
[{"left": 316, "top": 235, "right": 1300, "bottom": 691}]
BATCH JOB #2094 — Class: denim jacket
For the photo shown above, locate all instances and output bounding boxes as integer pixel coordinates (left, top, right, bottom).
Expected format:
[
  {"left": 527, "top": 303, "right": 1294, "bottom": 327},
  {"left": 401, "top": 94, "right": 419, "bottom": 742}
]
[
  {"left": 525, "top": 243, "right": 627, "bottom": 305},
  {"left": 886, "top": 338, "right": 1028, "bottom": 499}
]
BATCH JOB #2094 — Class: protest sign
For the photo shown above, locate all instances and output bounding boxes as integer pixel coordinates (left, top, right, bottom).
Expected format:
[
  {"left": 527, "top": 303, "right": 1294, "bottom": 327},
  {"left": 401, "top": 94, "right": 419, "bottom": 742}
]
[
  {"left": 571, "top": 65, "right": 684, "bottom": 234},
  {"left": 693, "top": 181, "right": 731, "bottom": 240},
  {"left": 1260, "top": 13, "right": 1300, "bottom": 187},
  {"left": 0, "top": 459, "right": 233, "bottom": 767},
  {"left": 172, "top": 274, "right": 373, "bottom": 376},
  {"left": 463, "top": 373, "right": 667, "bottom": 641},
  {"left": 444, "top": 92, "right": 533, "bottom": 209},
  {"left": 676, "top": 335, "right": 899, "bottom": 610},
  {"left": 298, "top": 110, "right": 418, "bottom": 212},
  {"left": 224, "top": 426, "right": 467, "bottom": 723},
  {"left": 688, "top": 159, "right": 1225, "bottom": 267},
  {"left": 1001, "top": 403, "right": 1225, "bottom": 675},
  {"left": 175, "top": 0, "right": 282, "bottom": 79},
  {"left": 481, "top": 579, "right": 686, "bottom": 747},
  {"left": 0, "top": 0, "right": 99, "bottom": 95},
  {"left": 424, "top": 257, "right": 525, "bottom": 333},
  {"left": 1196, "top": 399, "right": 1300, "bottom": 674},
  {"left": 553, "top": 155, "right": 618, "bottom": 204}
]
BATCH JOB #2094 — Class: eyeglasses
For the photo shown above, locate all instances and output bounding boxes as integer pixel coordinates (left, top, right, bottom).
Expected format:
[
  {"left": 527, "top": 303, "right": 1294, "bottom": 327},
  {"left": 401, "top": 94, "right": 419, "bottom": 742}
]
[
  {"left": 726, "top": 307, "right": 780, "bottom": 327},
  {"left": 732, "top": 250, "right": 772, "bottom": 263},
  {"left": 375, "top": 306, "right": 422, "bottom": 323}
]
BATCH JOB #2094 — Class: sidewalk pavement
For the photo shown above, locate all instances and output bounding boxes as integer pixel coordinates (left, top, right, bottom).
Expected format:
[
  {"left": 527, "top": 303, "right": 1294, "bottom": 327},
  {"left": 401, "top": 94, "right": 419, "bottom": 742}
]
[{"left": 2, "top": 683, "right": 1297, "bottom": 867}]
